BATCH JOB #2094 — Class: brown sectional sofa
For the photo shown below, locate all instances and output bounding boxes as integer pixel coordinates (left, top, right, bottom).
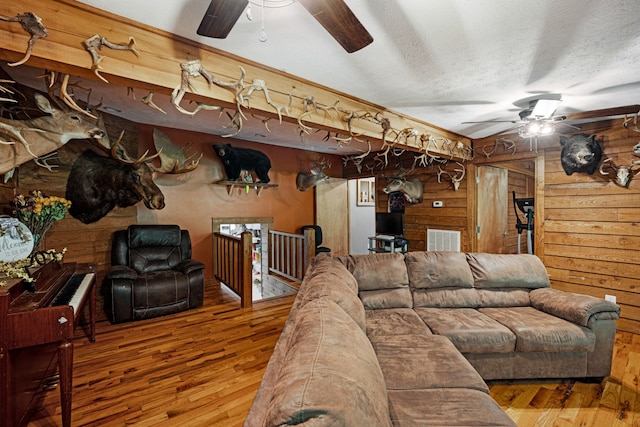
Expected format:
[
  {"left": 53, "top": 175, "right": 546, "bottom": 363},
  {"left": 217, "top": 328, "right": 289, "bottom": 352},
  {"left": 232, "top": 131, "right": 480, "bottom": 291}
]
[{"left": 244, "top": 251, "right": 620, "bottom": 426}]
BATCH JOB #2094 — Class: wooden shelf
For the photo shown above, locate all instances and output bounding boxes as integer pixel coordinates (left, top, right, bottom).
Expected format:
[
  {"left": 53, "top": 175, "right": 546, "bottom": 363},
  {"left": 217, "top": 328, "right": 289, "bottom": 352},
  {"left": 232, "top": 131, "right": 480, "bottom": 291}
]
[{"left": 213, "top": 181, "right": 278, "bottom": 196}]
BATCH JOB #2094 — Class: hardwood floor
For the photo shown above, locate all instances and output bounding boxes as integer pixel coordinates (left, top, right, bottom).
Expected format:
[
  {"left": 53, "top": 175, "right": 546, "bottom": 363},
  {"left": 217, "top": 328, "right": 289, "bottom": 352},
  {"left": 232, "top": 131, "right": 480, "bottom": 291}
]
[
  {"left": 28, "top": 281, "right": 639, "bottom": 426},
  {"left": 28, "top": 280, "right": 296, "bottom": 427}
]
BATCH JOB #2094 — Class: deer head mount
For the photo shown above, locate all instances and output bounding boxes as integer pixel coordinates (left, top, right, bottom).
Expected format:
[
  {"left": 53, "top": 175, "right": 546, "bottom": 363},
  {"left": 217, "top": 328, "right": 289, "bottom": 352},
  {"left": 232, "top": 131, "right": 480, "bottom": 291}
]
[
  {"left": 599, "top": 157, "right": 640, "bottom": 188},
  {"left": 296, "top": 159, "right": 331, "bottom": 192},
  {"left": 0, "top": 93, "right": 105, "bottom": 175},
  {"left": 382, "top": 162, "right": 424, "bottom": 204}
]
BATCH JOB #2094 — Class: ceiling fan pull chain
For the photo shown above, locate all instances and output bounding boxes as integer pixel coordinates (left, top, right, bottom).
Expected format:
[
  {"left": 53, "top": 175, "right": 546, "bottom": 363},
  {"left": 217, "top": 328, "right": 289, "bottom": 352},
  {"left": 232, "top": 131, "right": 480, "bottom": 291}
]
[{"left": 259, "top": 0, "right": 267, "bottom": 42}]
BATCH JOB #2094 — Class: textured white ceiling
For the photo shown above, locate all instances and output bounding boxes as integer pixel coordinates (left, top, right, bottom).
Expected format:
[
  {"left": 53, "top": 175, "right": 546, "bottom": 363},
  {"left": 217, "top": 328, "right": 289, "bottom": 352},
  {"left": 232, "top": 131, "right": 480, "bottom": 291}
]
[{"left": 46, "top": 0, "right": 640, "bottom": 146}]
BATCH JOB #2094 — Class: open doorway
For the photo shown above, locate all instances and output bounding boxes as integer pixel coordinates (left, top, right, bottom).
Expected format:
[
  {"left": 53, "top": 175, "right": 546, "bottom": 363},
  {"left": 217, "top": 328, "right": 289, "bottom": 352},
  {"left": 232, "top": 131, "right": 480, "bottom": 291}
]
[{"left": 476, "top": 160, "right": 535, "bottom": 254}]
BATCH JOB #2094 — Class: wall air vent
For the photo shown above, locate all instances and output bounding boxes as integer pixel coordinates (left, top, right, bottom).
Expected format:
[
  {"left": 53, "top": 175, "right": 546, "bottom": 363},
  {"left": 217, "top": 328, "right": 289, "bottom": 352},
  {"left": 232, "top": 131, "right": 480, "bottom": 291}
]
[{"left": 427, "top": 229, "right": 461, "bottom": 252}]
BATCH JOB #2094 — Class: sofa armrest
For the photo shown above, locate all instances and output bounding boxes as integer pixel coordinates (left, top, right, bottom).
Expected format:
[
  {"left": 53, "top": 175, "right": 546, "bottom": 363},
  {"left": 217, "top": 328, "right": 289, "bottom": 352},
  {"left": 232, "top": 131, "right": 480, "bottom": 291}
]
[
  {"left": 176, "top": 259, "right": 206, "bottom": 275},
  {"left": 530, "top": 288, "right": 620, "bottom": 327},
  {"left": 106, "top": 265, "right": 138, "bottom": 280}
]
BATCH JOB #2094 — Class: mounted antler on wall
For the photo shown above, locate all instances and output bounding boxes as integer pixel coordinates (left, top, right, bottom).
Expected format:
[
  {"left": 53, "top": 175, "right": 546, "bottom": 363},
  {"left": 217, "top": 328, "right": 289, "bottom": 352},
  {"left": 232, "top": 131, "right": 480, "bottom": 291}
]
[
  {"left": 152, "top": 128, "right": 202, "bottom": 174},
  {"left": 437, "top": 162, "right": 466, "bottom": 191},
  {"left": 599, "top": 157, "right": 640, "bottom": 188},
  {"left": 0, "top": 12, "right": 47, "bottom": 67},
  {"left": 82, "top": 34, "right": 140, "bottom": 83}
]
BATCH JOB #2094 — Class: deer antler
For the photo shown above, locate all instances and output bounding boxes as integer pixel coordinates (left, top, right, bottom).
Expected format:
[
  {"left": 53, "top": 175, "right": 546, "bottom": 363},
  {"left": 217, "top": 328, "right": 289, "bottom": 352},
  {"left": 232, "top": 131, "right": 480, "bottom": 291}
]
[
  {"left": 0, "top": 12, "right": 47, "bottom": 67},
  {"left": 437, "top": 162, "right": 466, "bottom": 191},
  {"left": 141, "top": 92, "right": 167, "bottom": 114},
  {"left": 44, "top": 72, "right": 97, "bottom": 119},
  {"left": 241, "top": 78, "right": 292, "bottom": 123},
  {"left": 171, "top": 60, "right": 243, "bottom": 117},
  {"left": 623, "top": 111, "right": 640, "bottom": 133},
  {"left": 82, "top": 34, "right": 140, "bottom": 84},
  {"left": 151, "top": 128, "right": 202, "bottom": 174},
  {"left": 110, "top": 131, "right": 162, "bottom": 166}
]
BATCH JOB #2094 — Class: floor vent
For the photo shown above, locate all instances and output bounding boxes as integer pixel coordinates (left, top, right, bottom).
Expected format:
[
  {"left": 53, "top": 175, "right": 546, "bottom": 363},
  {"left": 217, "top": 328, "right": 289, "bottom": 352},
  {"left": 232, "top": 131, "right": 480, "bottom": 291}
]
[{"left": 427, "top": 229, "right": 461, "bottom": 252}]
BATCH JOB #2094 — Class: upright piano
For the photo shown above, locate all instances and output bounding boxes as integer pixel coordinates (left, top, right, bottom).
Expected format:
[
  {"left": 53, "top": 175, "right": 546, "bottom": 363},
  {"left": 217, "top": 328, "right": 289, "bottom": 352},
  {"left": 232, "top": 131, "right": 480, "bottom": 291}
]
[{"left": 0, "top": 260, "right": 96, "bottom": 427}]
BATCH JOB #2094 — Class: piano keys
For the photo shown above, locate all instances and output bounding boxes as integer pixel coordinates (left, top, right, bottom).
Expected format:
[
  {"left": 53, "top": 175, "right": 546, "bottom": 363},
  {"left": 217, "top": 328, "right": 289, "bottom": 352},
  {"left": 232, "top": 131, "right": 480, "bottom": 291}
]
[{"left": 0, "top": 260, "right": 96, "bottom": 427}]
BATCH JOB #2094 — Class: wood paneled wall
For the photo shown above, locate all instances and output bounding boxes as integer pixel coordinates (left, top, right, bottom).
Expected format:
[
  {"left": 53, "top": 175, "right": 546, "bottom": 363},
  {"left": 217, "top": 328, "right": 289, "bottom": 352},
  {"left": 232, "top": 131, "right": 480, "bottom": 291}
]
[{"left": 540, "top": 124, "right": 640, "bottom": 334}]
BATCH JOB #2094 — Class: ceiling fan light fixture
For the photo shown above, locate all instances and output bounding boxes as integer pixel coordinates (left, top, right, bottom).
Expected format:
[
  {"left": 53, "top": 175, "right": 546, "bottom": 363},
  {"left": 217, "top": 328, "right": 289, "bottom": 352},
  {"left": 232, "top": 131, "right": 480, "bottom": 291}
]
[{"left": 519, "top": 119, "right": 555, "bottom": 138}]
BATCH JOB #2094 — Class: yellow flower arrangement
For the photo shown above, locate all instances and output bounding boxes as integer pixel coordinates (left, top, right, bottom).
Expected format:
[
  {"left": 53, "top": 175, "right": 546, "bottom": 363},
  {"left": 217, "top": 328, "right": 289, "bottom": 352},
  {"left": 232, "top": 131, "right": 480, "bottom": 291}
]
[{"left": 11, "top": 191, "right": 71, "bottom": 255}]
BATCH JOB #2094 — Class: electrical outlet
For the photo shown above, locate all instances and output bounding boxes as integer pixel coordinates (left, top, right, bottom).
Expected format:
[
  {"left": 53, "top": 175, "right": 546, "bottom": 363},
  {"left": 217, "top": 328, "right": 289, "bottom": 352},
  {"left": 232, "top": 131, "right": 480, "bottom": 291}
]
[{"left": 605, "top": 294, "right": 617, "bottom": 304}]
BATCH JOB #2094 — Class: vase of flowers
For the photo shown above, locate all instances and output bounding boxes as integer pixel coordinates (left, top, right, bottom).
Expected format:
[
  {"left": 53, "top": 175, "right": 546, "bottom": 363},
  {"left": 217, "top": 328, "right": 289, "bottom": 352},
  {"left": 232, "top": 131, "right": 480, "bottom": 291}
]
[{"left": 11, "top": 191, "right": 72, "bottom": 257}]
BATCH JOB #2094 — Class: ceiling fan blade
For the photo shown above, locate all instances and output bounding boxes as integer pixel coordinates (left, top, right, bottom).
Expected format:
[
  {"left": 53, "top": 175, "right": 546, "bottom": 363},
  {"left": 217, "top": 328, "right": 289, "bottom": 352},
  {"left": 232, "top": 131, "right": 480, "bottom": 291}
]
[
  {"left": 564, "top": 105, "right": 640, "bottom": 121},
  {"left": 197, "top": 0, "right": 249, "bottom": 39},
  {"left": 530, "top": 99, "right": 561, "bottom": 119},
  {"left": 298, "top": 0, "right": 373, "bottom": 53},
  {"left": 462, "top": 120, "right": 519, "bottom": 124}
]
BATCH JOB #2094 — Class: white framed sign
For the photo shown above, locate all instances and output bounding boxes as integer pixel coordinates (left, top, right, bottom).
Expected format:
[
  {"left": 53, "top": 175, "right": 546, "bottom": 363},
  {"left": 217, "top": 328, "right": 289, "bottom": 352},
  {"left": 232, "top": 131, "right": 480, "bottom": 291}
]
[{"left": 0, "top": 216, "right": 34, "bottom": 262}]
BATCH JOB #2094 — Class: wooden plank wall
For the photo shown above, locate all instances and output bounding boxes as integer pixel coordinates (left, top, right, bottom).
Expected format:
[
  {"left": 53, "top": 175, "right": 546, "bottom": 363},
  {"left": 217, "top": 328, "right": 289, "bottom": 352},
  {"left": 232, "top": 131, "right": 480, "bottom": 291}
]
[{"left": 542, "top": 123, "right": 640, "bottom": 334}]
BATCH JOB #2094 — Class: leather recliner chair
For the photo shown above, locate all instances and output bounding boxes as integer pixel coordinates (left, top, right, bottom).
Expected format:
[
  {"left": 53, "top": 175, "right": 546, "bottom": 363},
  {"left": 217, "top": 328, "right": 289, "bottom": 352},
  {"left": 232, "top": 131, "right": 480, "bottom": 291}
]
[{"left": 105, "top": 224, "right": 205, "bottom": 323}]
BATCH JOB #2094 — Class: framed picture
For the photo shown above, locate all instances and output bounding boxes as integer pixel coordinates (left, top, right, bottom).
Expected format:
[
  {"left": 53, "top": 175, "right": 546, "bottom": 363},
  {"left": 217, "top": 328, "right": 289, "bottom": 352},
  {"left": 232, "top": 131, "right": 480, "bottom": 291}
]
[{"left": 357, "top": 178, "right": 375, "bottom": 206}]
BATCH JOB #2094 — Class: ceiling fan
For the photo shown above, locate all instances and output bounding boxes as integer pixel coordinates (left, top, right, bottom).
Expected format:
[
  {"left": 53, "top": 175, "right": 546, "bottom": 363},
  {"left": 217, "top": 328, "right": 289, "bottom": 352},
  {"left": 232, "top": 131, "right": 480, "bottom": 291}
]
[
  {"left": 196, "top": 0, "right": 374, "bottom": 53},
  {"left": 464, "top": 98, "right": 640, "bottom": 138},
  {"left": 463, "top": 98, "right": 566, "bottom": 134}
]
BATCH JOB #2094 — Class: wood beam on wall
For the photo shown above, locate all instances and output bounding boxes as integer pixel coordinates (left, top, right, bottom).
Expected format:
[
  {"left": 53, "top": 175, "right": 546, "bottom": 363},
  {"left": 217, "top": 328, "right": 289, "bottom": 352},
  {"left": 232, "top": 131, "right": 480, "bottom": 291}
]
[{"left": 0, "top": 0, "right": 470, "bottom": 158}]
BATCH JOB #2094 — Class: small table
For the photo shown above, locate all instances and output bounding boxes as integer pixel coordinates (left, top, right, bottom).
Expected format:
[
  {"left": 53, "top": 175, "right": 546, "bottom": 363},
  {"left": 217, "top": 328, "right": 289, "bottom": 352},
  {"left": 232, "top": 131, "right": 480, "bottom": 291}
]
[{"left": 368, "top": 236, "right": 408, "bottom": 253}]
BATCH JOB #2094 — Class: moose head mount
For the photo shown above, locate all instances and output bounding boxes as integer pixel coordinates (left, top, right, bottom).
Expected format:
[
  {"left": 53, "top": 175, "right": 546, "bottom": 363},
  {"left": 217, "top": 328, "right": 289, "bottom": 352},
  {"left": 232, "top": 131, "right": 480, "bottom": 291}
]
[
  {"left": 66, "top": 130, "right": 201, "bottom": 224},
  {"left": 296, "top": 159, "right": 331, "bottom": 192}
]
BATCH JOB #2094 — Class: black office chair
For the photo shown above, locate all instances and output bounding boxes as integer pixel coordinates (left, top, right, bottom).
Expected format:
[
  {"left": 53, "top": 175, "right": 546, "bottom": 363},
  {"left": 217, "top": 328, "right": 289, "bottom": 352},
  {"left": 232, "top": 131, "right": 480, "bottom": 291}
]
[{"left": 301, "top": 225, "right": 331, "bottom": 254}]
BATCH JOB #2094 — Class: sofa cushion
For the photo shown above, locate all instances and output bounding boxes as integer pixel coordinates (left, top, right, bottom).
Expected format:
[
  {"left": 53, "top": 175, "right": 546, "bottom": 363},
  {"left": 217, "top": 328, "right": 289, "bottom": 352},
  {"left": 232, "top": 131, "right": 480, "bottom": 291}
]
[
  {"left": 265, "top": 298, "right": 391, "bottom": 427},
  {"left": 298, "top": 274, "right": 366, "bottom": 332},
  {"left": 303, "top": 253, "right": 359, "bottom": 294},
  {"left": 405, "top": 251, "right": 474, "bottom": 289},
  {"left": 412, "top": 287, "right": 481, "bottom": 308},
  {"left": 364, "top": 308, "right": 432, "bottom": 337},
  {"left": 479, "top": 307, "right": 596, "bottom": 352},
  {"left": 466, "top": 253, "right": 550, "bottom": 289},
  {"left": 338, "top": 253, "right": 412, "bottom": 309},
  {"left": 387, "top": 389, "right": 517, "bottom": 427},
  {"left": 415, "top": 308, "right": 516, "bottom": 354},
  {"left": 370, "top": 334, "right": 489, "bottom": 393},
  {"left": 478, "top": 288, "right": 532, "bottom": 307}
]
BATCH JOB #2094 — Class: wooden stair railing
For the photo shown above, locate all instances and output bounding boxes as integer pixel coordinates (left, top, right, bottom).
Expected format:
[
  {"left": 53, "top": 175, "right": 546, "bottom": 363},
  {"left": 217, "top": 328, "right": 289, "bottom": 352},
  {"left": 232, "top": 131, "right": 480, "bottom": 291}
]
[
  {"left": 212, "top": 231, "right": 253, "bottom": 308},
  {"left": 268, "top": 229, "right": 316, "bottom": 284}
]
